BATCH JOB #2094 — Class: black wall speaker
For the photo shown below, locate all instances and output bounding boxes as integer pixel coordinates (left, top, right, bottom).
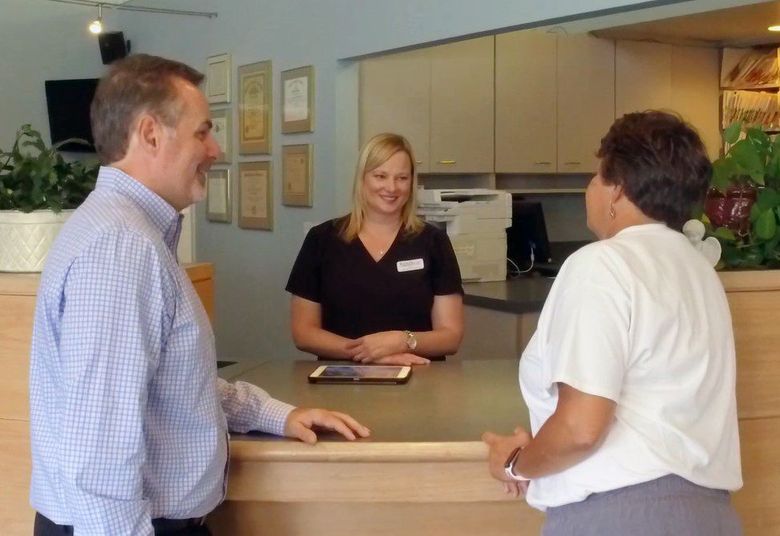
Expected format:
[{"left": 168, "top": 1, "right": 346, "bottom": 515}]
[{"left": 98, "top": 31, "right": 129, "bottom": 65}]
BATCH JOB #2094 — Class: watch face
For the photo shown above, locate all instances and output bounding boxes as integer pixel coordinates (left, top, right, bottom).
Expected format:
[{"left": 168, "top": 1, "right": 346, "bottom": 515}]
[{"left": 405, "top": 331, "right": 417, "bottom": 350}]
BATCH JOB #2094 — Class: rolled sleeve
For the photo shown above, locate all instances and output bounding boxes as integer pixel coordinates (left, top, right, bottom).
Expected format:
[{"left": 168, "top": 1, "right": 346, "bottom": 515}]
[{"left": 218, "top": 378, "right": 296, "bottom": 435}]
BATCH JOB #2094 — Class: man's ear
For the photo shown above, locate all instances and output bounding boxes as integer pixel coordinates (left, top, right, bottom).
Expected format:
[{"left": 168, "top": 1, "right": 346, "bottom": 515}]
[{"left": 135, "top": 113, "right": 162, "bottom": 154}]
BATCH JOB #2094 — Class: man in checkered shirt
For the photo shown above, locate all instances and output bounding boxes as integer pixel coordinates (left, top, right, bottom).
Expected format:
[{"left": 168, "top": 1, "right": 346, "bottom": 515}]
[{"left": 29, "top": 54, "right": 369, "bottom": 536}]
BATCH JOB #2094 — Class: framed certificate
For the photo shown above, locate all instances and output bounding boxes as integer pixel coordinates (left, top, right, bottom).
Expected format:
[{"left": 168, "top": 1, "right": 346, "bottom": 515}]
[
  {"left": 238, "top": 60, "right": 272, "bottom": 154},
  {"left": 206, "top": 53, "right": 231, "bottom": 104},
  {"left": 206, "top": 168, "right": 231, "bottom": 223},
  {"left": 281, "top": 65, "right": 314, "bottom": 133},
  {"left": 238, "top": 161, "right": 273, "bottom": 230},
  {"left": 282, "top": 144, "right": 313, "bottom": 207},
  {"left": 210, "top": 107, "right": 232, "bottom": 164}
]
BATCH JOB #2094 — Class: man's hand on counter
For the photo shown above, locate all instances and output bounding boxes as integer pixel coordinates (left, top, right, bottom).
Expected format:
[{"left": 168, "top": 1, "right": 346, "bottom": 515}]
[{"left": 284, "top": 407, "right": 371, "bottom": 444}]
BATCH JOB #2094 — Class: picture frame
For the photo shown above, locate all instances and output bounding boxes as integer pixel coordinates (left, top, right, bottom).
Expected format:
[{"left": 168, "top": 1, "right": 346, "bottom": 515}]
[
  {"left": 206, "top": 53, "right": 231, "bottom": 104},
  {"left": 238, "top": 60, "right": 272, "bottom": 154},
  {"left": 238, "top": 161, "right": 273, "bottom": 230},
  {"left": 206, "top": 168, "right": 231, "bottom": 223},
  {"left": 281, "top": 65, "right": 314, "bottom": 133},
  {"left": 282, "top": 144, "right": 313, "bottom": 207},
  {"left": 210, "top": 107, "right": 232, "bottom": 164}
]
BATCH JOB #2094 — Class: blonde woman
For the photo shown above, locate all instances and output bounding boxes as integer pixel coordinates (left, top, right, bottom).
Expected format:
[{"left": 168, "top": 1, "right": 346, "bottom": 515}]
[{"left": 286, "top": 133, "right": 464, "bottom": 365}]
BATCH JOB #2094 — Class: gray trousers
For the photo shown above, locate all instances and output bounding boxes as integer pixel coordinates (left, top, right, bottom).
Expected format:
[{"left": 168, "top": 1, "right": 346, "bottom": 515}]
[{"left": 542, "top": 474, "right": 742, "bottom": 536}]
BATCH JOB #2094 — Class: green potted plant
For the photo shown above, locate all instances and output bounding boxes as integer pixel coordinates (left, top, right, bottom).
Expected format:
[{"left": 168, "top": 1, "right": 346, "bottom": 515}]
[
  {"left": 702, "top": 121, "right": 780, "bottom": 269},
  {"left": 0, "top": 124, "right": 98, "bottom": 272}
]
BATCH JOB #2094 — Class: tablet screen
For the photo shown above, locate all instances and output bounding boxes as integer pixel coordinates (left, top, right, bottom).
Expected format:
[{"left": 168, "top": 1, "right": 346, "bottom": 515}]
[{"left": 319, "top": 365, "right": 405, "bottom": 379}]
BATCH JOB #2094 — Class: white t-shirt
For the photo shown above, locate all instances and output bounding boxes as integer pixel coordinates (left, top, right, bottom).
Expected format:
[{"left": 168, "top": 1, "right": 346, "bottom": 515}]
[{"left": 520, "top": 223, "right": 742, "bottom": 511}]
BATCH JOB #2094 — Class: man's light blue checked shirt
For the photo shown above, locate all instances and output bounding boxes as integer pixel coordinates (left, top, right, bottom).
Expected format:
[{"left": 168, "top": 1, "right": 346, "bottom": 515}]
[{"left": 29, "top": 166, "right": 295, "bottom": 535}]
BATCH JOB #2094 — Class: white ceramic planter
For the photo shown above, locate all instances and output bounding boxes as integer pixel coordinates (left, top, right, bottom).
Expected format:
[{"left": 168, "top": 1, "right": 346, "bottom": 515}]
[{"left": 0, "top": 209, "right": 73, "bottom": 272}]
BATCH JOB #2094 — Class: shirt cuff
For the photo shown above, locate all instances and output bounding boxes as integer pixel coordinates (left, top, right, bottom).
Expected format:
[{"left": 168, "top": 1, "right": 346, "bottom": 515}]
[{"left": 260, "top": 398, "right": 297, "bottom": 437}]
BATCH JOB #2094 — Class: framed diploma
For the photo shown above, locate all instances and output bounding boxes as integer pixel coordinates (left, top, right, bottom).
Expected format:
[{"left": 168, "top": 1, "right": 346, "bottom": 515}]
[
  {"left": 206, "top": 53, "right": 231, "bottom": 104},
  {"left": 281, "top": 65, "right": 314, "bottom": 133},
  {"left": 282, "top": 144, "right": 313, "bottom": 207},
  {"left": 238, "top": 161, "right": 273, "bottom": 230},
  {"left": 238, "top": 60, "right": 272, "bottom": 154},
  {"left": 206, "top": 168, "right": 231, "bottom": 223},
  {"left": 210, "top": 107, "right": 232, "bottom": 164}
]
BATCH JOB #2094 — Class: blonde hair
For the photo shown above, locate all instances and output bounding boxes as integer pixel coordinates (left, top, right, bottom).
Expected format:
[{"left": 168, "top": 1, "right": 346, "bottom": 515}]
[{"left": 339, "top": 133, "right": 424, "bottom": 242}]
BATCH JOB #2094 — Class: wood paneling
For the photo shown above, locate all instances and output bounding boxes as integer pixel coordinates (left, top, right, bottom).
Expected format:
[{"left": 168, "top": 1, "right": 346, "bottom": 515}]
[
  {"left": 728, "top": 290, "right": 780, "bottom": 419},
  {"left": 0, "top": 295, "right": 35, "bottom": 420},
  {"left": 734, "top": 418, "right": 780, "bottom": 534},
  {"left": 0, "top": 419, "right": 34, "bottom": 534},
  {"left": 209, "top": 501, "right": 544, "bottom": 536}
]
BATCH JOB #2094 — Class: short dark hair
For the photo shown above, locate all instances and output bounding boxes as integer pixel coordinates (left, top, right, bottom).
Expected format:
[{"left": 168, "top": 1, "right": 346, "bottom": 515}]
[
  {"left": 90, "top": 54, "right": 204, "bottom": 163},
  {"left": 596, "top": 111, "right": 712, "bottom": 230}
]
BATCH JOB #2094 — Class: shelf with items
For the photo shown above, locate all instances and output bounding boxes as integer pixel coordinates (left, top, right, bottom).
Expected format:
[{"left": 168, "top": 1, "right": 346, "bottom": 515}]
[{"left": 721, "top": 47, "right": 780, "bottom": 133}]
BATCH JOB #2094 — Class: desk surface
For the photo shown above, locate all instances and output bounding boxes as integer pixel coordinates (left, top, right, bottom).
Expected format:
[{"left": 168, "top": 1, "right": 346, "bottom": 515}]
[
  {"left": 232, "top": 359, "right": 529, "bottom": 444},
  {"left": 463, "top": 277, "right": 554, "bottom": 314}
]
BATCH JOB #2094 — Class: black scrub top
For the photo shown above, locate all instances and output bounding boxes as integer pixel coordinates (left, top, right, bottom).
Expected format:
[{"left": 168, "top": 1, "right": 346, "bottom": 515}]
[{"left": 286, "top": 218, "right": 463, "bottom": 360}]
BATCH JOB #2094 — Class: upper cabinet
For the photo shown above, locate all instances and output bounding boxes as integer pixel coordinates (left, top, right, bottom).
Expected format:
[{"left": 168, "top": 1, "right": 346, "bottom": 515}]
[
  {"left": 556, "top": 35, "right": 615, "bottom": 174},
  {"left": 361, "top": 32, "right": 721, "bottom": 177},
  {"left": 360, "top": 36, "right": 494, "bottom": 174},
  {"left": 359, "top": 49, "right": 431, "bottom": 173},
  {"left": 615, "top": 40, "right": 720, "bottom": 160},
  {"left": 429, "top": 36, "right": 494, "bottom": 173},
  {"left": 495, "top": 32, "right": 615, "bottom": 174},
  {"left": 495, "top": 31, "right": 557, "bottom": 173}
]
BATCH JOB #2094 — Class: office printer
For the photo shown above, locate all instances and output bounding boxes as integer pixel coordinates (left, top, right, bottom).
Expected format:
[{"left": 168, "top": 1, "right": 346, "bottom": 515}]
[{"left": 417, "top": 188, "right": 512, "bottom": 282}]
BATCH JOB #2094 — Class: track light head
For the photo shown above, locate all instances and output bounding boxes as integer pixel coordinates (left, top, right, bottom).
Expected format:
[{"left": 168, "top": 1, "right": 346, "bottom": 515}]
[{"left": 88, "top": 3, "right": 103, "bottom": 34}]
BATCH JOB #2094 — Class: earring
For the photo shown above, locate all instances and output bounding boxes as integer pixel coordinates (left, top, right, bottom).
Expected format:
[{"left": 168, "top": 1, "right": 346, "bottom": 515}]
[{"left": 609, "top": 204, "right": 616, "bottom": 219}]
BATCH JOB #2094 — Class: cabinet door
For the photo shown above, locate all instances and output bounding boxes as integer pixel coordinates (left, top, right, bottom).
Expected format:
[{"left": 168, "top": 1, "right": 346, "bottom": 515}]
[
  {"left": 557, "top": 35, "right": 615, "bottom": 174},
  {"left": 495, "top": 31, "right": 557, "bottom": 173},
  {"left": 615, "top": 40, "right": 672, "bottom": 118},
  {"left": 671, "top": 46, "right": 721, "bottom": 161},
  {"left": 360, "top": 49, "right": 431, "bottom": 173},
  {"left": 430, "top": 36, "right": 494, "bottom": 173}
]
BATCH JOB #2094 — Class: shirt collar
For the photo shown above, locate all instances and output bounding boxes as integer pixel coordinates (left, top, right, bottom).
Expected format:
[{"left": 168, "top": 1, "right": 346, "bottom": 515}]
[{"left": 95, "top": 166, "right": 183, "bottom": 253}]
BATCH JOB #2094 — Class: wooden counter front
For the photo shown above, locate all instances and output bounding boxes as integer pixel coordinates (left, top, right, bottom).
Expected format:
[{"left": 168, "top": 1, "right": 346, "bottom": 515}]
[
  {"left": 211, "top": 359, "right": 543, "bottom": 536},
  {"left": 0, "top": 263, "right": 214, "bottom": 536}
]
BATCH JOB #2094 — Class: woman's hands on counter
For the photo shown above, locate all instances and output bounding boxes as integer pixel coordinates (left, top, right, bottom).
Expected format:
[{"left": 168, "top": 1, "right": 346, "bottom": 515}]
[
  {"left": 482, "top": 426, "right": 532, "bottom": 498},
  {"left": 356, "top": 353, "right": 430, "bottom": 366},
  {"left": 285, "top": 408, "right": 371, "bottom": 445},
  {"left": 346, "top": 330, "right": 408, "bottom": 362}
]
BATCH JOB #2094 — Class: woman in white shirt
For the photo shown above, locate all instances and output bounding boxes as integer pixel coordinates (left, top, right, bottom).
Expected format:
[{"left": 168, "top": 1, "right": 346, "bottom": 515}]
[{"left": 483, "top": 111, "right": 742, "bottom": 535}]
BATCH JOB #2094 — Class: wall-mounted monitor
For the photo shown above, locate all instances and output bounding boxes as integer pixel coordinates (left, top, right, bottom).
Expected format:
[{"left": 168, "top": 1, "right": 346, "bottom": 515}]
[{"left": 44, "top": 78, "right": 99, "bottom": 153}]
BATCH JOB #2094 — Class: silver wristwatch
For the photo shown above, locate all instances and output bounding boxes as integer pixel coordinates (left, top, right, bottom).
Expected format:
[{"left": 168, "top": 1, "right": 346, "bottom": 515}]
[
  {"left": 403, "top": 330, "right": 418, "bottom": 351},
  {"left": 503, "top": 447, "right": 529, "bottom": 481}
]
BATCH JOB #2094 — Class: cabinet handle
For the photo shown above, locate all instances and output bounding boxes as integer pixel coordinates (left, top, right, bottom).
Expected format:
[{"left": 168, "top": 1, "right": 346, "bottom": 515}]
[
  {"left": 534, "top": 161, "right": 552, "bottom": 165},
  {"left": 564, "top": 161, "right": 581, "bottom": 165},
  {"left": 415, "top": 160, "right": 422, "bottom": 165},
  {"left": 438, "top": 160, "right": 456, "bottom": 165}
]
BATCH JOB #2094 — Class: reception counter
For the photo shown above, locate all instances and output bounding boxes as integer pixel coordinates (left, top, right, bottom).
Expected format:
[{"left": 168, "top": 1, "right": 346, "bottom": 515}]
[
  {"left": 210, "top": 359, "right": 544, "bottom": 536},
  {"left": 2, "top": 267, "right": 778, "bottom": 535}
]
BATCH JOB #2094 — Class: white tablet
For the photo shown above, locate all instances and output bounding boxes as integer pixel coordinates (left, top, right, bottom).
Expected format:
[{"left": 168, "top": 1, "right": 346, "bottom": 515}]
[{"left": 308, "top": 365, "right": 412, "bottom": 384}]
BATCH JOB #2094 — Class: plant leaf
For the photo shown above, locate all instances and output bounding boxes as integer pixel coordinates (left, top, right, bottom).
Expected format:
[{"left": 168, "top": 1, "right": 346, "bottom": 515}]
[
  {"left": 755, "top": 208, "right": 778, "bottom": 240},
  {"left": 757, "top": 187, "right": 780, "bottom": 211},
  {"left": 730, "top": 139, "right": 765, "bottom": 184},
  {"left": 723, "top": 122, "right": 742, "bottom": 145},
  {"left": 711, "top": 158, "right": 737, "bottom": 191},
  {"left": 713, "top": 227, "right": 737, "bottom": 241}
]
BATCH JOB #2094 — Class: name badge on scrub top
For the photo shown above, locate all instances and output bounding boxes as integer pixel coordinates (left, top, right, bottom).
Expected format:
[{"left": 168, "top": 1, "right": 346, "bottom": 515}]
[{"left": 397, "top": 258, "right": 425, "bottom": 272}]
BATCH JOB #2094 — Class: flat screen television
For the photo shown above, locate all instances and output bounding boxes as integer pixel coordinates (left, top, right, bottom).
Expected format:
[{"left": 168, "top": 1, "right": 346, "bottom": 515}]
[{"left": 44, "top": 78, "right": 99, "bottom": 153}]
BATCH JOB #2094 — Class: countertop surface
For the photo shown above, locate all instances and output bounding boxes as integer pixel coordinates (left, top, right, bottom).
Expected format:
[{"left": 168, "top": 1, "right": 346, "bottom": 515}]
[
  {"left": 463, "top": 276, "right": 555, "bottom": 314},
  {"left": 225, "top": 359, "right": 528, "bottom": 443}
]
